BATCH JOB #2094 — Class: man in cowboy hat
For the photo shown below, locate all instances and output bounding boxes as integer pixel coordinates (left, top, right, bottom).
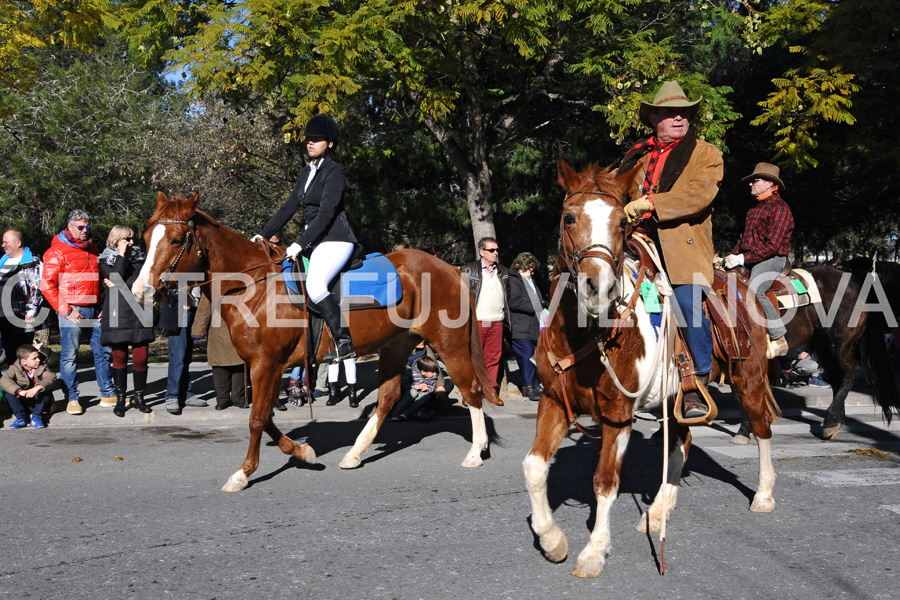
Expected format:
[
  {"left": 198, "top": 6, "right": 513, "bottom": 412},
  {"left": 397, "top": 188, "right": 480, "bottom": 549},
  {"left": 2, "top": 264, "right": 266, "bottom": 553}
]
[
  {"left": 618, "top": 80, "right": 724, "bottom": 420},
  {"left": 724, "top": 162, "right": 794, "bottom": 358}
]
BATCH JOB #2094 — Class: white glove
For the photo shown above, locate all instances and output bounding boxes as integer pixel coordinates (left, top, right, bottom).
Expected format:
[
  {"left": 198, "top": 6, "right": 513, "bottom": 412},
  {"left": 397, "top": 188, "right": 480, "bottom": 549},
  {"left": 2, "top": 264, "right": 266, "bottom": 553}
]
[
  {"left": 724, "top": 253, "right": 745, "bottom": 269},
  {"left": 286, "top": 243, "right": 303, "bottom": 261},
  {"left": 250, "top": 234, "right": 264, "bottom": 243}
]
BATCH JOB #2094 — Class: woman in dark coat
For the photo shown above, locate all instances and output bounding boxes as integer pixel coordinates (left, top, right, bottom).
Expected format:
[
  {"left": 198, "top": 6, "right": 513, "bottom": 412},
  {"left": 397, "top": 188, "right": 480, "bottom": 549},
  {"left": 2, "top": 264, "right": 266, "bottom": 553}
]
[
  {"left": 508, "top": 252, "right": 545, "bottom": 401},
  {"left": 99, "top": 225, "right": 154, "bottom": 416}
]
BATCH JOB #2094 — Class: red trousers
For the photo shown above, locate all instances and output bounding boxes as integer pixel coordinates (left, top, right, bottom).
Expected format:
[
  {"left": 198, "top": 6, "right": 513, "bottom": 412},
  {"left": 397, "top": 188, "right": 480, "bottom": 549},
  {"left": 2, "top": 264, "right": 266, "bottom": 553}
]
[{"left": 478, "top": 320, "right": 504, "bottom": 392}]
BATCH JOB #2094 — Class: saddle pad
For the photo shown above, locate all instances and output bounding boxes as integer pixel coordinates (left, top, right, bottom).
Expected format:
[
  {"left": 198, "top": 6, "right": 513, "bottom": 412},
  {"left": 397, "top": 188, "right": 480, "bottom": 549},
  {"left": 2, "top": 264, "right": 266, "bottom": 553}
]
[
  {"left": 281, "top": 252, "right": 402, "bottom": 310},
  {"left": 772, "top": 269, "right": 821, "bottom": 310}
]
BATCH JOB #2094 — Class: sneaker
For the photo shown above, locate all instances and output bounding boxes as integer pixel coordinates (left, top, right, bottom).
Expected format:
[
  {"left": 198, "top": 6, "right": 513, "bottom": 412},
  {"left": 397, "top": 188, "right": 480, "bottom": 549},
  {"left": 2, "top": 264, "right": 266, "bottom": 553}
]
[
  {"left": 66, "top": 400, "right": 84, "bottom": 415},
  {"left": 29, "top": 415, "right": 45, "bottom": 429},
  {"left": 9, "top": 417, "right": 28, "bottom": 429},
  {"left": 99, "top": 396, "right": 118, "bottom": 408},
  {"left": 184, "top": 397, "right": 209, "bottom": 408},
  {"left": 165, "top": 398, "right": 182, "bottom": 415},
  {"left": 808, "top": 377, "right": 830, "bottom": 388}
]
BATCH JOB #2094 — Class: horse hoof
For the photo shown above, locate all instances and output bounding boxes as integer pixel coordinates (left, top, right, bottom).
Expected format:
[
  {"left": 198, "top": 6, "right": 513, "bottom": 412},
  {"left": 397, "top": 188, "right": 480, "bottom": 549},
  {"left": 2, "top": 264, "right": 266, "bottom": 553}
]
[
  {"left": 221, "top": 476, "right": 248, "bottom": 493},
  {"left": 635, "top": 512, "right": 661, "bottom": 534},
  {"left": 339, "top": 455, "right": 361, "bottom": 469},
  {"left": 731, "top": 433, "right": 751, "bottom": 445},
  {"left": 823, "top": 424, "right": 843, "bottom": 440},
  {"left": 461, "top": 455, "right": 484, "bottom": 468},
  {"left": 572, "top": 559, "right": 604, "bottom": 579},
  {"left": 750, "top": 495, "right": 775, "bottom": 513},
  {"left": 298, "top": 444, "right": 316, "bottom": 464},
  {"left": 540, "top": 531, "right": 568, "bottom": 563}
]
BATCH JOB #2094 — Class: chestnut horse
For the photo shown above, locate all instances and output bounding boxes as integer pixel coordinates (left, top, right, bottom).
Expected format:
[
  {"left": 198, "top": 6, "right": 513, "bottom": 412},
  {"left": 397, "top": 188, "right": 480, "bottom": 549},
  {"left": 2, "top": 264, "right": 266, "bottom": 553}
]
[
  {"left": 523, "top": 159, "right": 779, "bottom": 578},
  {"left": 133, "top": 192, "right": 501, "bottom": 492}
]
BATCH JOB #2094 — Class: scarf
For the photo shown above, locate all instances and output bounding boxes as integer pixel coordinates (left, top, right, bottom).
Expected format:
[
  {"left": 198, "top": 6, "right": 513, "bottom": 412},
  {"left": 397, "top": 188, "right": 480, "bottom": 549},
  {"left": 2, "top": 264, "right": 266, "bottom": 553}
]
[
  {"left": 619, "top": 127, "right": 698, "bottom": 195},
  {"left": 62, "top": 228, "right": 93, "bottom": 250},
  {"left": 99, "top": 245, "right": 146, "bottom": 268}
]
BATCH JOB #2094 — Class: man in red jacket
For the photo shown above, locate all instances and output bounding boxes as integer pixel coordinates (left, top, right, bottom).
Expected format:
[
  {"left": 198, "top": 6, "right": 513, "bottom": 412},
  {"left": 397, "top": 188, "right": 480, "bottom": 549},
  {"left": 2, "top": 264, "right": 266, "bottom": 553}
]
[{"left": 40, "top": 210, "right": 115, "bottom": 415}]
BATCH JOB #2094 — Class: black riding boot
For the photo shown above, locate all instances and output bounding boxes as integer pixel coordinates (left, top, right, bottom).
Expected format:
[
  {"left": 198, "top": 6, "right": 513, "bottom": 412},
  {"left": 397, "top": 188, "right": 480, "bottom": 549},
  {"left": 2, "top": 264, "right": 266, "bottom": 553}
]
[
  {"left": 315, "top": 294, "right": 356, "bottom": 363},
  {"left": 347, "top": 383, "right": 359, "bottom": 408},
  {"left": 133, "top": 369, "right": 151, "bottom": 413},
  {"left": 326, "top": 382, "right": 342, "bottom": 406},
  {"left": 112, "top": 367, "right": 127, "bottom": 417},
  {"left": 683, "top": 373, "right": 711, "bottom": 419}
]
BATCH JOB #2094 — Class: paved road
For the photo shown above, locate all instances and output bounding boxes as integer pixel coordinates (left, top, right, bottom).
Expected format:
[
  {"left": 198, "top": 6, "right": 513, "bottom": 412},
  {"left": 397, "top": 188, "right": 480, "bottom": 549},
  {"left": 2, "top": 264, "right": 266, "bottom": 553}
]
[{"left": 1, "top": 363, "right": 898, "bottom": 599}]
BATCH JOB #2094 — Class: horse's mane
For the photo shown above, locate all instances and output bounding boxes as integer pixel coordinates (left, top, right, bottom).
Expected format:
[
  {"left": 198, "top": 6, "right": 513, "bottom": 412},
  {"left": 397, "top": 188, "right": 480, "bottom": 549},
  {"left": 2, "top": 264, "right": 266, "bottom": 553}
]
[{"left": 575, "top": 163, "right": 625, "bottom": 197}]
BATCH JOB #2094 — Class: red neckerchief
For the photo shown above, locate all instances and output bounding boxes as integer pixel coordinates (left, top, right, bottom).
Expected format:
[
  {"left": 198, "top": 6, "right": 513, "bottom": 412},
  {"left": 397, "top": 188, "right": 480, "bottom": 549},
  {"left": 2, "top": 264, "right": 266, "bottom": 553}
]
[
  {"left": 63, "top": 228, "right": 93, "bottom": 250},
  {"left": 638, "top": 136, "right": 682, "bottom": 195}
]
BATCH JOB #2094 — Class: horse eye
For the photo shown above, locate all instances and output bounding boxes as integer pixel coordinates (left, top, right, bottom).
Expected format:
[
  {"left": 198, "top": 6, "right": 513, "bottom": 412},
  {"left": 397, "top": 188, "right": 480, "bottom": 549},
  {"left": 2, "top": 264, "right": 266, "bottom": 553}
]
[
  {"left": 564, "top": 213, "right": 576, "bottom": 226},
  {"left": 619, "top": 217, "right": 628, "bottom": 229},
  {"left": 170, "top": 238, "right": 183, "bottom": 246}
]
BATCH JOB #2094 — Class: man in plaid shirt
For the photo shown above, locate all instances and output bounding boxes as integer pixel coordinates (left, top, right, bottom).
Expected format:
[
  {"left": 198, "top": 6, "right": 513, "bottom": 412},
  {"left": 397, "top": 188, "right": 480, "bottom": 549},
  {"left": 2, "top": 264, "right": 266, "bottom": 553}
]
[{"left": 724, "top": 162, "right": 794, "bottom": 357}]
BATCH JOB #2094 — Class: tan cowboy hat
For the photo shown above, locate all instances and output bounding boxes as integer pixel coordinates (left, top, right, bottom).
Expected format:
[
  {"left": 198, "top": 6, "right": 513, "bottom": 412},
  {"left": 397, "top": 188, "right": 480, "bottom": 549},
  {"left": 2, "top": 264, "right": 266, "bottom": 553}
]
[
  {"left": 639, "top": 81, "right": 702, "bottom": 127},
  {"left": 741, "top": 162, "right": 786, "bottom": 191}
]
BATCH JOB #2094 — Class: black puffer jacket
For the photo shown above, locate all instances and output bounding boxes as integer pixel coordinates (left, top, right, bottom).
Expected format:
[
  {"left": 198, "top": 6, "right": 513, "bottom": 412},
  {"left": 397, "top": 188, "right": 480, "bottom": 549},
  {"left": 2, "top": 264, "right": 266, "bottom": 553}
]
[
  {"left": 507, "top": 269, "right": 544, "bottom": 341},
  {"left": 99, "top": 246, "right": 154, "bottom": 346}
]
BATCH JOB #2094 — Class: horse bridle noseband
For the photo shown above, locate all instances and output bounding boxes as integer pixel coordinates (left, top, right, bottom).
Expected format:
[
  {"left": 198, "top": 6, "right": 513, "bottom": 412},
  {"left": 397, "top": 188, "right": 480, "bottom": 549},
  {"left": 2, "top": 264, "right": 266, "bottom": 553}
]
[{"left": 154, "top": 218, "right": 205, "bottom": 294}]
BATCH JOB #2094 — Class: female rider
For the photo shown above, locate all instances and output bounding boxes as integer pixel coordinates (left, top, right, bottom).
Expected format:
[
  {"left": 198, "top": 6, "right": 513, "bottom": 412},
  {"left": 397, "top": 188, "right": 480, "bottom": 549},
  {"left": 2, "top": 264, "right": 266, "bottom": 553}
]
[{"left": 252, "top": 114, "right": 358, "bottom": 363}]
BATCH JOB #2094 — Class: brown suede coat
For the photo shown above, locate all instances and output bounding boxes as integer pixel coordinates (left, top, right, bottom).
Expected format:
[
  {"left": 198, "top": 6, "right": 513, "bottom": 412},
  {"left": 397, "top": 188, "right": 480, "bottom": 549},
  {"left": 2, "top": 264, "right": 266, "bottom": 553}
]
[
  {"left": 191, "top": 296, "right": 244, "bottom": 367},
  {"left": 626, "top": 139, "right": 723, "bottom": 287}
]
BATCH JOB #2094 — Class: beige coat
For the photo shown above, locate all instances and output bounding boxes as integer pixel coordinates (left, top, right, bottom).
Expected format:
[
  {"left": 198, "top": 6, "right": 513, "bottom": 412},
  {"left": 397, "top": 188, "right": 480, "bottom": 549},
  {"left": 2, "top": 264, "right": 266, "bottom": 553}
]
[
  {"left": 626, "top": 140, "right": 723, "bottom": 287},
  {"left": 191, "top": 296, "right": 244, "bottom": 367}
]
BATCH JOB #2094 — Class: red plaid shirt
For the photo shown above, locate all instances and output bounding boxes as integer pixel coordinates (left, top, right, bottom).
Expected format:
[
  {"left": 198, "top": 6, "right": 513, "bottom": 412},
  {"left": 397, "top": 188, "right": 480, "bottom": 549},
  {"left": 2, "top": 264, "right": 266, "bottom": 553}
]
[{"left": 732, "top": 190, "right": 794, "bottom": 265}]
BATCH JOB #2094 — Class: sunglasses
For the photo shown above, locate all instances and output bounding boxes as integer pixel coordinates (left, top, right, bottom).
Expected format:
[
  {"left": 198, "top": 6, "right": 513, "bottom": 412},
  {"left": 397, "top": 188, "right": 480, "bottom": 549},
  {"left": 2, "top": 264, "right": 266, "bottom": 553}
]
[
  {"left": 124, "top": 237, "right": 133, "bottom": 241},
  {"left": 74, "top": 224, "right": 92, "bottom": 231},
  {"left": 481, "top": 247, "right": 499, "bottom": 253}
]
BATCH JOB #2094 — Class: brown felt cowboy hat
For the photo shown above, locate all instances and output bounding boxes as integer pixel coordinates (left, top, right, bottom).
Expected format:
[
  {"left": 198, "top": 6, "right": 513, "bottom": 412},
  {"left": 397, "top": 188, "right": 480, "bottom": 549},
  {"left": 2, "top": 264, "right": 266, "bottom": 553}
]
[
  {"left": 741, "top": 162, "right": 786, "bottom": 191},
  {"left": 639, "top": 81, "right": 702, "bottom": 128}
]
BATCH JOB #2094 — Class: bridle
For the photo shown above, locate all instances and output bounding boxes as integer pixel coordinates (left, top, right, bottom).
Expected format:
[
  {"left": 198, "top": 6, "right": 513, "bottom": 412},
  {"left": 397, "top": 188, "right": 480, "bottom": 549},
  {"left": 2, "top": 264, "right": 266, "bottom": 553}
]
[
  {"left": 560, "top": 189, "right": 624, "bottom": 283},
  {"left": 153, "top": 218, "right": 205, "bottom": 295}
]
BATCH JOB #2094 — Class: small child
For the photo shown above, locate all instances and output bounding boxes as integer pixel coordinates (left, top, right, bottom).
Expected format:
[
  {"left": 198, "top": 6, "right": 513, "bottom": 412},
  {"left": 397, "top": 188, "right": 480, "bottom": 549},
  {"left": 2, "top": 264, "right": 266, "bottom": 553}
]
[
  {"left": 391, "top": 355, "right": 440, "bottom": 422},
  {"left": 1, "top": 344, "right": 56, "bottom": 429}
]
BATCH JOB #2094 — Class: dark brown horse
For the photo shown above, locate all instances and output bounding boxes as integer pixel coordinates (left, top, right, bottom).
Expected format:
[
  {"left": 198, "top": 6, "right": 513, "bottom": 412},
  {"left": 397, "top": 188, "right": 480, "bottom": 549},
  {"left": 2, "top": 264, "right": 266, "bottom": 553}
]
[
  {"left": 734, "top": 264, "right": 900, "bottom": 440},
  {"left": 523, "top": 159, "right": 779, "bottom": 578},
  {"left": 133, "top": 191, "right": 501, "bottom": 492}
]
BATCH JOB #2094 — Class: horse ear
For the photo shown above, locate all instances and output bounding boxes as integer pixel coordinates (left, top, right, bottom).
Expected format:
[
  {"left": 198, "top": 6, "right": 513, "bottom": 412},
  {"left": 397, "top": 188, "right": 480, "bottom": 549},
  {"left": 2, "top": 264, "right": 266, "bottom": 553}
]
[
  {"left": 557, "top": 155, "right": 579, "bottom": 192},
  {"left": 188, "top": 190, "right": 199, "bottom": 209},
  {"left": 156, "top": 191, "right": 169, "bottom": 206}
]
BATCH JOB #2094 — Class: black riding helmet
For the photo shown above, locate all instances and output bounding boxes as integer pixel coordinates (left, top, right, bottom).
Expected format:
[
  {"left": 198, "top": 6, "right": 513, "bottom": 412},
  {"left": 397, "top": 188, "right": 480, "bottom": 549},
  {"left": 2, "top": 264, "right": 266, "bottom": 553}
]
[{"left": 303, "top": 114, "right": 340, "bottom": 149}]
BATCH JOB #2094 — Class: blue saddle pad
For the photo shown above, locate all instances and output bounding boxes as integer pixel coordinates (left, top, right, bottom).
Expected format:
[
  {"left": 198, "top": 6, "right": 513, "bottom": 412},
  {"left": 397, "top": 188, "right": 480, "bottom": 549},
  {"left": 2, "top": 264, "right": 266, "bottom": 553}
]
[{"left": 281, "top": 252, "right": 402, "bottom": 309}]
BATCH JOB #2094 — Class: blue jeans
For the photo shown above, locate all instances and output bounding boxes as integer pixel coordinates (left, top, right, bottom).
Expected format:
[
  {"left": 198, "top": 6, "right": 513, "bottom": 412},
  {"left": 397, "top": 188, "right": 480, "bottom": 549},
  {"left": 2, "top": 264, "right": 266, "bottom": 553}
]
[
  {"left": 671, "top": 284, "right": 713, "bottom": 376},
  {"left": 58, "top": 307, "right": 114, "bottom": 402},
  {"left": 6, "top": 390, "right": 53, "bottom": 419},
  {"left": 166, "top": 323, "right": 195, "bottom": 401},
  {"left": 511, "top": 338, "right": 540, "bottom": 388}
]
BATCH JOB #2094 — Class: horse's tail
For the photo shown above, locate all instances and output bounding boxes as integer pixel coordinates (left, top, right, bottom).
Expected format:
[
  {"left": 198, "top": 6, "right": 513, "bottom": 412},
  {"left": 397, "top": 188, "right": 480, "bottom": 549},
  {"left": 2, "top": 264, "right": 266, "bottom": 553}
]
[
  {"left": 860, "top": 313, "right": 900, "bottom": 424},
  {"left": 467, "top": 298, "right": 504, "bottom": 407}
]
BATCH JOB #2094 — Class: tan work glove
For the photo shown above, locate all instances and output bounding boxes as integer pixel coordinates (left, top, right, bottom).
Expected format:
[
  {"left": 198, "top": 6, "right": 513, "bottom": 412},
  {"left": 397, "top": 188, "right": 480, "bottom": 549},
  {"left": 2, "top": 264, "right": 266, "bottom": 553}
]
[{"left": 624, "top": 196, "right": 654, "bottom": 223}]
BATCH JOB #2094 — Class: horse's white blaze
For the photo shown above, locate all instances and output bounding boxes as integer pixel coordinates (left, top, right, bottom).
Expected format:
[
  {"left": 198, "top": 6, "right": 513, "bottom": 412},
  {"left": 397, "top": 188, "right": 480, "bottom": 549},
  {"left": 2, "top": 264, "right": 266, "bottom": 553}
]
[
  {"left": 132, "top": 223, "right": 167, "bottom": 299},
  {"left": 578, "top": 200, "right": 618, "bottom": 314}
]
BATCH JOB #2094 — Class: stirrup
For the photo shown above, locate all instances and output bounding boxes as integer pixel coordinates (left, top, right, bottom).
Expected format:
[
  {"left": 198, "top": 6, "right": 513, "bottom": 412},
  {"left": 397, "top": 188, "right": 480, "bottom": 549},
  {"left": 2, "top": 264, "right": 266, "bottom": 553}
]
[{"left": 324, "top": 339, "right": 356, "bottom": 364}]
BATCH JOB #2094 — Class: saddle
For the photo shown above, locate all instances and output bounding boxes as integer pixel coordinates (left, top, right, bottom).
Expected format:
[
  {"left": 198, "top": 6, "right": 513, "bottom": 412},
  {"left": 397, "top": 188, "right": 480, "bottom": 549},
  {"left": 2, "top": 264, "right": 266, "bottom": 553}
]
[
  {"left": 732, "top": 263, "right": 821, "bottom": 314},
  {"left": 281, "top": 251, "right": 403, "bottom": 313}
]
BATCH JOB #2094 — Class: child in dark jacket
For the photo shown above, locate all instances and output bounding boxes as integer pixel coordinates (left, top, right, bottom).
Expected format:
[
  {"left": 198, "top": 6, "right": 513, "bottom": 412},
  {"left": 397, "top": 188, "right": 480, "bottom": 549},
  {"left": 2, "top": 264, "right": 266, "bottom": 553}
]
[{"left": 391, "top": 346, "right": 443, "bottom": 421}]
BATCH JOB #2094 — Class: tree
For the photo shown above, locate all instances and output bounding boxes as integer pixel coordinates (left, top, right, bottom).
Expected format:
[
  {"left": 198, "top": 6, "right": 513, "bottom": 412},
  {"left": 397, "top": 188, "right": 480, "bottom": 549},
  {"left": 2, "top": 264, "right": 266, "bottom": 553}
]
[{"left": 118, "top": 0, "right": 756, "bottom": 252}]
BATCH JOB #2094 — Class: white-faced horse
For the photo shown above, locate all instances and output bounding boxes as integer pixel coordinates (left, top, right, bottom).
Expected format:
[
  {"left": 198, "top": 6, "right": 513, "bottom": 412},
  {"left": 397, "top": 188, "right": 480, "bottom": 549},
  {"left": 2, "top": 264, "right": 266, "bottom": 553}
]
[{"left": 523, "top": 159, "right": 779, "bottom": 577}]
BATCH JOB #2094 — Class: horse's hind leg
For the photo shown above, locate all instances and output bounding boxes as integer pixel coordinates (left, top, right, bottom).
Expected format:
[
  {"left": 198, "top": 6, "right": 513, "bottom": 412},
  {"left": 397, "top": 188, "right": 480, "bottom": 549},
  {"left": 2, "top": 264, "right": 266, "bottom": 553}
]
[
  {"left": 573, "top": 419, "right": 632, "bottom": 578},
  {"left": 734, "top": 379, "right": 777, "bottom": 512},
  {"left": 523, "top": 399, "right": 570, "bottom": 564},
  {"left": 339, "top": 345, "right": 409, "bottom": 469},
  {"left": 636, "top": 422, "right": 690, "bottom": 533}
]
